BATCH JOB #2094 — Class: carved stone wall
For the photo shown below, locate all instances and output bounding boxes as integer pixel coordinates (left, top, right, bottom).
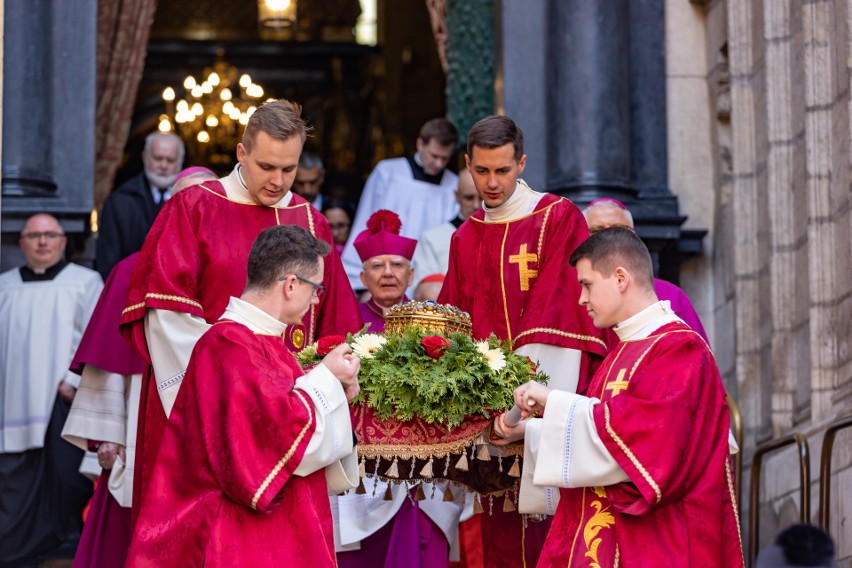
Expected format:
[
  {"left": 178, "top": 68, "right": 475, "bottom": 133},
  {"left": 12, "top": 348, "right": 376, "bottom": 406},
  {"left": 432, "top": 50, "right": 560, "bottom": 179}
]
[{"left": 686, "top": 0, "right": 852, "bottom": 561}]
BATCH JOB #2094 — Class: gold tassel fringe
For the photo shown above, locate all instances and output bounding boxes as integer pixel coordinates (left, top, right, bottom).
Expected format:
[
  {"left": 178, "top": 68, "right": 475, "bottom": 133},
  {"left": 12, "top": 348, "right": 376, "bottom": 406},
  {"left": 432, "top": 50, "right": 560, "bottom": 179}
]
[
  {"left": 415, "top": 484, "right": 426, "bottom": 501},
  {"left": 355, "top": 478, "right": 366, "bottom": 494},
  {"left": 385, "top": 457, "right": 399, "bottom": 478},
  {"left": 420, "top": 458, "right": 434, "bottom": 478},
  {"left": 455, "top": 452, "right": 469, "bottom": 472},
  {"left": 508, "top": 455, "right": 521, "bottom": 478},
  {"left": 473, "top": 495, "right": 484, "bottom": 515},
  {"left": 443, "top": 485, "right": 455, "bottom": 502},
  {"left": 503, "top": 493, "right": 516, "bottom": 512},
  {"left": 477, "top": 444, "right": 491, "bottom": 461},
  {"left": 383, "top": 483, "right": 393, "bottom": 501}
]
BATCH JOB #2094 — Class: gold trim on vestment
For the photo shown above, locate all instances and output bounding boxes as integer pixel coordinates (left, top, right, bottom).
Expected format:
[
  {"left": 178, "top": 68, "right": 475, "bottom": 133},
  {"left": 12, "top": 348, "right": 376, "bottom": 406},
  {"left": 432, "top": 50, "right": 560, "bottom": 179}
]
[
  {"left": 199, "top": 183, "right": 313, "bottom": 210},
  {"left": 725, "top": 458, "right": 745, "bottom": 564},
  {"left": 598, "top": 343, "right": 628, "bottom": 399},
  {"left": 513, "top": 327, "right": 608, "bottom": 348},
  {"left": 583, "top": 499, "right": 615, "bottom": 568},
  {"left": 603, "top": 403, "right": 662, "bottom": 503},
  {"left": 468, "top": 200, "right": 560, "bottom": 225},
  {"left": 122, "top": 293, "right": 203, "bottom": 315},
  {"left": 499, "top": 224, "right": 512, "bottom": 339},
  {"left": 627, "top": 334, "right": 667, "bottom": 382},
  {"left": 536, "top": 203, "right": 552, "bottom": 260},
  {"left": 122, "top": 302, "right": 146, "bottom": 315},
  {"left": 251, "top": 389, "right": 314, "bottom": 509}
]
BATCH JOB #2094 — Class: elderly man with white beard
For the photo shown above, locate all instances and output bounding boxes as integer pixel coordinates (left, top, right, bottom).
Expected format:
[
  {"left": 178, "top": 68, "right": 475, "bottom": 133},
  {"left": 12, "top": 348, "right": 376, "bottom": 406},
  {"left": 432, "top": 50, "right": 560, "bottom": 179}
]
[{"left": 96, "top": 132, "right": 185, "bottom": 279}]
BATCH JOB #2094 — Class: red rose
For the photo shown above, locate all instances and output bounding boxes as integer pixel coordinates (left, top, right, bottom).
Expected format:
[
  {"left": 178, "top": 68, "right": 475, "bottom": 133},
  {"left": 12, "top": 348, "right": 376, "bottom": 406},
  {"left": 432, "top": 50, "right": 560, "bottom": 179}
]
[
  {"left": 421, "top": 336, "right": 451, "bottom": 359},
  {"left": 317, "top": 335, "right": 346, "bottom": 356},
  {"left": 525, "top": 356, "right": 538, "bottom": 375}
]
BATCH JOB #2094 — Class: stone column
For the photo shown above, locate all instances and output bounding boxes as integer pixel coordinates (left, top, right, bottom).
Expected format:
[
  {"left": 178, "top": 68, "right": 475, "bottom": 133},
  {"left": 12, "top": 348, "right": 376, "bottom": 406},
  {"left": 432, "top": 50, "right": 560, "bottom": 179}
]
[
  {"left": 546, "top": 0, "right": 633, "bottom": 202},
  {"left": 1, "top": 0, "right": 97, "bottom": 271}
]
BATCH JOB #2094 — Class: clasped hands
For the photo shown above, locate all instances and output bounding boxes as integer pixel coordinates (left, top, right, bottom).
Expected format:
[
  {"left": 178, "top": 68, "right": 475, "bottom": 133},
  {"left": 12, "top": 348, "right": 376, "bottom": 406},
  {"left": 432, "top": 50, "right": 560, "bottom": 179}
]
[
  {"left": 322, "top": 343, "right": 361, "bottom": 402},
  {"left": 491, "top": 381, "right": 552, "bottom": 446}
]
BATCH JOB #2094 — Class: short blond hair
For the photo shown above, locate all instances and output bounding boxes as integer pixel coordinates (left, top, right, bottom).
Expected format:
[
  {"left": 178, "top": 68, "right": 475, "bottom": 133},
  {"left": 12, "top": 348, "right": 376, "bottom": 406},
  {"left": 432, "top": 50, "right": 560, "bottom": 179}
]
[{"left": 242, "top": 99, "right": 312, "bottom": 152}]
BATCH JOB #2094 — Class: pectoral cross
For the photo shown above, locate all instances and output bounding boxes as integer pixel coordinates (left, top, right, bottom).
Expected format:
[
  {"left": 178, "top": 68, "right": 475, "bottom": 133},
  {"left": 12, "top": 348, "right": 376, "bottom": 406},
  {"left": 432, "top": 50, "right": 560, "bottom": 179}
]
[
  {"left": 509, "top": 244, "right": 539, "bottom": 292},
  {"left": 605, "top": 369, "right": 630, "bottom": 397}
]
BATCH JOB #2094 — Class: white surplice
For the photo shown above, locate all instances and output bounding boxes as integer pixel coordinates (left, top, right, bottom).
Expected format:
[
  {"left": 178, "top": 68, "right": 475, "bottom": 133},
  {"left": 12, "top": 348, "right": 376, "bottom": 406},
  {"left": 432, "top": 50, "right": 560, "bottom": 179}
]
[
  {"left": 0, "top": 264, "right": 103, "bottom": 453},
  {"left": 341, "top": 157, "right": 459, "bottom": 288}
]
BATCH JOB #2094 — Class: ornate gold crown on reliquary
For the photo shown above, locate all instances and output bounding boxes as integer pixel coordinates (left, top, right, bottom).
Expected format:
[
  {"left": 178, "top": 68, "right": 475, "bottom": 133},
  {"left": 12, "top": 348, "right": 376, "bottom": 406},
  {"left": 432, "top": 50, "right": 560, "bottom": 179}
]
[{"left": 383, "top": 300, "right": 472, "bottom": 336}]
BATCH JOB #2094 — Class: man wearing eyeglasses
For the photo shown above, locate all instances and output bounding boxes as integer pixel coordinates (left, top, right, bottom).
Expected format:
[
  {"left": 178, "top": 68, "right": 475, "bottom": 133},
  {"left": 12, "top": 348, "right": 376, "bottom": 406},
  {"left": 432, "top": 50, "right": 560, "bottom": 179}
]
[
  {"left": 127, "top": 225, "right": 360, "bottom": 566},
  {"left": 0, "top": 213, "right": 103, "bottom": 565},
  {"left": 120, "top": 99, "right": 362, "bottom": 526}
]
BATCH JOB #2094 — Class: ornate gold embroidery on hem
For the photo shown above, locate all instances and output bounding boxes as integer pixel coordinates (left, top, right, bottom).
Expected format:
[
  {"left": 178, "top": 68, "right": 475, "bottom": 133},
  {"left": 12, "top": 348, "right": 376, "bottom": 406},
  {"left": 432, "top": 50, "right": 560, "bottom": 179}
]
[
  {"left": 604, "top": 403, "right": 662, "bottom": 503},
  {"left": 307, "top": 208, "right": 316, "bottom": 236},
  {"left": 252, "top": 390, "right": 314, "bottom": 509},
  {"left": 583, "top": 500, "right": 615, "bottom": 568},
  {"left": 725, "top": 458, "right": 745, "bottom": 564},
  {"left": 499, "top": 224, "right": 513, "bottom": 340},
  {"left": 513, "top": 327, "right": 608, "bottom": 348},
  {"left": 357, "top": 439, "right": 523, "bottom": 461}
]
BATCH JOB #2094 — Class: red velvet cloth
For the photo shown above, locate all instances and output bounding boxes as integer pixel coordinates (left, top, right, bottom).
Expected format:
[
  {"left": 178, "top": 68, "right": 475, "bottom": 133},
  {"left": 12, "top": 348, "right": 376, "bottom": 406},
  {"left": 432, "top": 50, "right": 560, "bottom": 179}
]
[
  {"left": 437, "top": 194, "right": 607, "bottom": 567},
  {"left": 126, "top": 321, "right": 335, "bottom": 566},
  {"left": 119, "top": 182, "right": 362, "bottom": 528},
  {"left": 538, "top": 322, "right": 744, "bottom": 567}
]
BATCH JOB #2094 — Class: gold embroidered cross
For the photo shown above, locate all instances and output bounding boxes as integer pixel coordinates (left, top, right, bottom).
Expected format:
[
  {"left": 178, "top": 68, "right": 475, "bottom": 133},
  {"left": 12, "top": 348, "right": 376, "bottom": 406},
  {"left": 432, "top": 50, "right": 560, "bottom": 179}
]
[
  {"left": 605, "top": 369, "right": 630, "bottom": 397},
  {"left": 509, "top": 244, "right": 539, "bottom": 292}
]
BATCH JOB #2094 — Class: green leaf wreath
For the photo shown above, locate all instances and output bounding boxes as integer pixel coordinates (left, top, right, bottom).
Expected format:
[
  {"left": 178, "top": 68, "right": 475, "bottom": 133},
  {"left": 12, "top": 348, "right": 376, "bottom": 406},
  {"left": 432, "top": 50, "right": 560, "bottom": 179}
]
[{"left": 297, "top": 327, "right": 549, "bottom": 428}]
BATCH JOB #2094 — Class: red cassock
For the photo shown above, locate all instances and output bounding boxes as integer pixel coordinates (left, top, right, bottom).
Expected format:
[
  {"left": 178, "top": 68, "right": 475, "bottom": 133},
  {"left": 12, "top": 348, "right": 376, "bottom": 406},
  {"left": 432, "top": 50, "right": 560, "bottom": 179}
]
[
  {"left": 438, "top": 194, "right": 607, "bottom": 568},
  {"left": 119, "top": 182, "right": 362, "bottom": 525},
  {"left": 539, "top": 322, "right": 744, "bottom": 567},
  {"left": 126, "top": 321, "right": 335, "bottom": 567}
]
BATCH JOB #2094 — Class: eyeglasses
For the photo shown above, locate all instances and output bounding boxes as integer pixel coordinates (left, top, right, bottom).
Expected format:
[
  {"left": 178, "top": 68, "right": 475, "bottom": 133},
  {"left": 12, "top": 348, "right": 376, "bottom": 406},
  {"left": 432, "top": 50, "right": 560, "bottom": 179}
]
[
  {"left": 21, "top": 231, "right": 65, "bottom": 241},
  {"left": 279, "top": 274, "right": 326, "bottom": 298}
]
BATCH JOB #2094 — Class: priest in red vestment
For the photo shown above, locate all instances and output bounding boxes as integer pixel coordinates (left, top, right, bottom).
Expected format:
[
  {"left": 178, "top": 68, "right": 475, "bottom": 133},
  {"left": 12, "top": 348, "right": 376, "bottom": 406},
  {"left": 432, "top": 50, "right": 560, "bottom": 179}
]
[
  {"left": 494, "top": 227, "right": 744, "bottom": 567},
  {"left": 120, "top": 100, "right": 362, "bottom": 523},
  {"left": 127, "top": 225, "right": 361, "bottom": 567},
  {"left": 437, "top": 115, "right": 607, "bottom": 567}
]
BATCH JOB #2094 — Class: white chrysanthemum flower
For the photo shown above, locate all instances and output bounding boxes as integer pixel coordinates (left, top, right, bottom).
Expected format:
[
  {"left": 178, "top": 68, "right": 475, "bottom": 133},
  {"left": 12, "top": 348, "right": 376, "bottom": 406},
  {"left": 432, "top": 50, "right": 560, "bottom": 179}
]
[
  {"left": 351, "top": 333, "right": 388, "bottom": 359},
  {"left": 476, "top": 342, "right": 506, "bottom": 373}
]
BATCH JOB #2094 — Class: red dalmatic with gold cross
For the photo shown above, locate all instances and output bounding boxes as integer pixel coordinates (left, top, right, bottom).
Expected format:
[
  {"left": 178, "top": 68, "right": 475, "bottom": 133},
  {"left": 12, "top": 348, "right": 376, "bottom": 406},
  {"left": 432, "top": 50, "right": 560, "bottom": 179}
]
[
  {"left": 126, "top": 321, "right": 336, "bottom": 567},
  {"left": 119, "top": 181, "right": 361, "bottom": 528},
  {"left": 439, "top": 193, "right": 607, "bottom": 568},
  {"left": 438, "top": 193, "right": 606, "bottom": 360},
  {"left": 539, "top": 322, "right": 744, "bottom": 567}
]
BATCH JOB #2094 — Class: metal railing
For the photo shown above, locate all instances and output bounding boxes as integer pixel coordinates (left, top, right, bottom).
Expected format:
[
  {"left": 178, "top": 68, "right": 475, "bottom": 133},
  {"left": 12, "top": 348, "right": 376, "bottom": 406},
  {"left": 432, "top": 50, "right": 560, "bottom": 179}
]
[
  {"left": 818, "top": 414, "right": 852, "bottom": 531},
  {"left": 748, "top": 433, "right": 810, "bottom": 566}
]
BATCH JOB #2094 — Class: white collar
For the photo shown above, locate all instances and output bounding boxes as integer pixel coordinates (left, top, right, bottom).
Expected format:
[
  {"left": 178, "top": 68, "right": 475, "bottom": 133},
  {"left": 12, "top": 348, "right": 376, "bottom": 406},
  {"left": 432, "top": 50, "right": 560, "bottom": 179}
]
[
  {"left": 220, "top": 165, "right": 293, "bottom": 207},
  {"left": 613, "top": 300, "right": 682, "bottom": 341},
  {"left": 220, "top": 296, "right": 287, "bottom": 336},
  {"left": 483, "top": 179, "right": 544, "bottom": 223}
]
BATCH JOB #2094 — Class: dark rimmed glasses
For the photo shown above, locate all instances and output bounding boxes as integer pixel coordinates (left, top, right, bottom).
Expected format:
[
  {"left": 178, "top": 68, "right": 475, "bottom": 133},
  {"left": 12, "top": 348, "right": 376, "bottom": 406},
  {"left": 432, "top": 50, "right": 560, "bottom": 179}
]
[{"left": 279, "top": 274, "right": 326, "bottom": 298}]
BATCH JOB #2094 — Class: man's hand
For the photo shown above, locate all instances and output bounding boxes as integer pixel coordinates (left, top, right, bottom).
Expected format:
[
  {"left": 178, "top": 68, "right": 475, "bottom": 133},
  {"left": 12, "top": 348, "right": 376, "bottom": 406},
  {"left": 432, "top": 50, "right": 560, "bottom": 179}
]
[
  {"left": 57, "top": 380, "right": 76, "bottom": 403},
  {"left": 514, "top": 381, "right": 552, "bottom": 417},
  {"left": 97, "top": 442, "right": 126, "bottom": 470},
  {"left": 491, "top": 412, "right": 528, "bottom": 446},
  {"left": 322, "top": 343, "right": 361, "bottom": 402}
]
